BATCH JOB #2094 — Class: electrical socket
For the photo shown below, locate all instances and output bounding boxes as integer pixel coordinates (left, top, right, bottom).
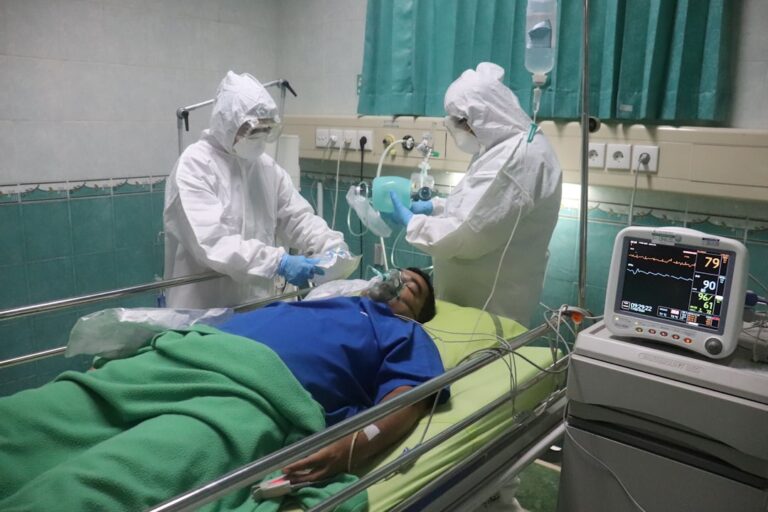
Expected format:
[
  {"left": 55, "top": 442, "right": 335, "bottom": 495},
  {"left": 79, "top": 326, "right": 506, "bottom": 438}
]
[
  {"left": 606, "top": 143, "right": 631, "bottom": 171},
  {"left": 328, "top": 128, "right": 343, "bottom": 148},
  {"left": 588, "top": 143, "right": 606, "bottom": 168},
  {"left": 343, "top": 129, "right": 357, "bottom": 148},
  {"left": 632, "top": 145, "right": 659, "bottom": 173},
  {"left": 315, "top": 128, "right": 330, "bottom": 147},
  {"left": 357, "top": 130, "right": 373, "bottom": 151}
]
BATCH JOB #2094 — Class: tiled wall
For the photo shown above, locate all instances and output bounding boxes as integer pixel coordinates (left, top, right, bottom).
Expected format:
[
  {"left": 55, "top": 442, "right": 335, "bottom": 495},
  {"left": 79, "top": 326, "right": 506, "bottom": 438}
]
[{"left": 0, "top": 179, "right": 166, "bottom": 396}]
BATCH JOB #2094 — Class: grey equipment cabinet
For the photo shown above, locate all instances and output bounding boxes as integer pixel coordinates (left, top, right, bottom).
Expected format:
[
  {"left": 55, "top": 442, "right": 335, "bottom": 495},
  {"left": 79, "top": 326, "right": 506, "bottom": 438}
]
[{"left": 557, "top": 321, "right": 768, "bottom": 512}]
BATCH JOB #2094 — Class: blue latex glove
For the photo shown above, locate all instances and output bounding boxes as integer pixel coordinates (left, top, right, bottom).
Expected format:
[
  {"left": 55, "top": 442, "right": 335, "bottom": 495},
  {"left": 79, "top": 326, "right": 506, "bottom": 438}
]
[
  {"left": 388, "top": 191, "right": 413, "bottom": 227},
  {"left": 410, "top": 200, "right": 433, "bottom": 215},
  {"left": 277, "top": 255, "right": 324, "bottom": 287}
]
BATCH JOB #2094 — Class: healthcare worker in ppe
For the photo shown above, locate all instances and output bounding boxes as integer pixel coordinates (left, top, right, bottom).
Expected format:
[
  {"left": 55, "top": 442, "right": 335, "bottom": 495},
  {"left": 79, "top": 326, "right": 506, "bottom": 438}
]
[
  {"left": 388, "top": 62, "right": 562, "bottom": 326},
  {"left": 164, "top": 71, "right": 355, "bottom": 309}
]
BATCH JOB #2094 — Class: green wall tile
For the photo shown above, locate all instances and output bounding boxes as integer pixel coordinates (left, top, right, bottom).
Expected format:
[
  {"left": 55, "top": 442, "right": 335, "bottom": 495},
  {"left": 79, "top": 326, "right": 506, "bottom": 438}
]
[
  {"left": 546, "top": 217, "right": 579, "bottom": 282},
  {"left": 70, "top": 197, "right": 114, "bottom": 255},
  {"left": 114, "top": 194, "right": 155, "bottom": 249},
  {"left": 0, "top": 263, "right": 28, "bottom": 309},
  {"left": 585, "top": 221, "right": 624, "bottom": 290},
  {"left": 150, "top": 191, "right": 164, "bottom": 245},
  {"left": 0, "top": 318, "right": 34, "bottom": 385},
  {"left": 22, "top": 201, "right": 72, "bottom": 261},
  {"left": 27, "top": 258, "right": 74, "bottom": 303},
  {"left": 74, "top": 252, "right": 116, "bottom": 295},
  {"left": 0, "top": 204, "right": 24, "bottom": 266},
  {"left": 114, "top": 245, "right": 155, "bottom": 287},
  {"left": 746, "top": 242, "right": 768, "bottom": 293}
]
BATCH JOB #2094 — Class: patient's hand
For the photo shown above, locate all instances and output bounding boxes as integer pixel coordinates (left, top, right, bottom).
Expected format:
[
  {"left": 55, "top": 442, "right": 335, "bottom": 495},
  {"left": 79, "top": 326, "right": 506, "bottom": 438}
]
[{"left": 282, "top": 436, "right": 352, "bottom": 483}]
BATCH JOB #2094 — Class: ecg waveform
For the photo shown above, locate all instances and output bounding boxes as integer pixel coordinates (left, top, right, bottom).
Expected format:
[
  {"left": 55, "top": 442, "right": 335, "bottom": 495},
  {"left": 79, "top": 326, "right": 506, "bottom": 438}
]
[
  {"left": 626, "top": 267, "right": 694, "bottom": 282},
  {"left": 627, "top": 253, "right": 695, "bottom": 268}
]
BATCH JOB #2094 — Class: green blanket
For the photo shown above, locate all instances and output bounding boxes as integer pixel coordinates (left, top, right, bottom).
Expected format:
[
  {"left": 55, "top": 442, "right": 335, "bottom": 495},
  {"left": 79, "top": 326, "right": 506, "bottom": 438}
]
[{"left": 0, "top": 326, "right": 367, "bottom": 511}]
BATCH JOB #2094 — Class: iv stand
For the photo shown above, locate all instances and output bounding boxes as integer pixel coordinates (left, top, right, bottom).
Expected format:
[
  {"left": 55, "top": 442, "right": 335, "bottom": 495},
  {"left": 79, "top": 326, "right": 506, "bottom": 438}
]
[{"left": 175, "top": 79, "right": 297, "bottom": 156}]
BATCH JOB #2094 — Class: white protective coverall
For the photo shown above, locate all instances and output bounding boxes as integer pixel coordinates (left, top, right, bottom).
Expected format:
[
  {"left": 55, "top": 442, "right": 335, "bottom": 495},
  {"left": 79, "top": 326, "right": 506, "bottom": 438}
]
[
  {"left": 405, "top": 63, "right": 562, "bottom": 326},
  {"left": 164, "top": 71, "right": 350, "bottom": 308}
]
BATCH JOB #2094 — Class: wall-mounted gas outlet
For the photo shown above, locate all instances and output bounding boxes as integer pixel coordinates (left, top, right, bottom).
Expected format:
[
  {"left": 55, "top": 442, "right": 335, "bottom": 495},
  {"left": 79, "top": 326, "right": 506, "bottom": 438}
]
[
  {"left": 373, "top": 243, "right": 385, "bottom": 266},
  {"left": 588, "top": 143, "right": 606, "bottom": 169},
  {"left": 632, "top": 145, "right": 659, "bottom": 173},
  {"left": 606, "top": 143, "right": 631, "bottom": 171}
]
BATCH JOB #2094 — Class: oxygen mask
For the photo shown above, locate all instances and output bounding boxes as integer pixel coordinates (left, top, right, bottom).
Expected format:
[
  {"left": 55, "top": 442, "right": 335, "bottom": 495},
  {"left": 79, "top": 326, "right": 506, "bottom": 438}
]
[{"left": 366, "top": 268, "right": 404, "bottom": 303}]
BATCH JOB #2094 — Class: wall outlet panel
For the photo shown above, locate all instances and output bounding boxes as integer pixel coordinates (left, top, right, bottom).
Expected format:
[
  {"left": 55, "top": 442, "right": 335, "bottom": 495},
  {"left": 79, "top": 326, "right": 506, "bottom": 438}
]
[
  {"left": 606, "top": 143, "right": 631, "bottom": 170},
  {"left": 633, "top": 145, "right": 659, "bottom": 172},
  {"left": 588, "top": 142, "right": 606, "bottom": 169}
]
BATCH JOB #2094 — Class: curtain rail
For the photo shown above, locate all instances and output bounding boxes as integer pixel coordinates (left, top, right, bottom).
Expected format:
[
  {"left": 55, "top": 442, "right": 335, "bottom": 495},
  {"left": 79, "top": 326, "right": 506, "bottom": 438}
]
[{"left": 149, "top": 322, "right": 553, "bottom": 512}]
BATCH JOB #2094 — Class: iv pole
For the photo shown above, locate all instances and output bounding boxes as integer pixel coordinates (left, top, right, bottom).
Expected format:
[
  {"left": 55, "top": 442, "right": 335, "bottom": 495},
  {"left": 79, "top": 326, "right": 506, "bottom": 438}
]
[
  {"left": 175, "top": 79, "right": 297, "bottom": 156},
  {"left": 577, "top": 0, "right": 591, "bottom": 309}
]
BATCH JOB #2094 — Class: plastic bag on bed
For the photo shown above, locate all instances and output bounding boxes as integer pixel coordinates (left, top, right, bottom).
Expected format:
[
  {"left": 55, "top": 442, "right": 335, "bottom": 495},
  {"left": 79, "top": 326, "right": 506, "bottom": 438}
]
[
  {"left": 304, "top": 279, "right": 370, "bottom": 301},
  {"left": 66, "top": 307, "right": 233, "bottom": 359}
]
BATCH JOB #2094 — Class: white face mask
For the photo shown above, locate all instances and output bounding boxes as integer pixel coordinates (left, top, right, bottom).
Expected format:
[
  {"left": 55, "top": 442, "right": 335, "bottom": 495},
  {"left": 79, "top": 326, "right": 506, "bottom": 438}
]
[
  {"left": 234, "top": 137, "right": 266, "bottom": 161},
  {"left": 445, "top": 115, "right": 481, "bottom": 155},
  {"left": 452, "top": 130, "right": 481, "bottom": 154}
]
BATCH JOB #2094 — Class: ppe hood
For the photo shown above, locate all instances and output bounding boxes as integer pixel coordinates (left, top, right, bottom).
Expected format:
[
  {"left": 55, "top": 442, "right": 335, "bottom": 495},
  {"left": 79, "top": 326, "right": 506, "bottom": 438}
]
[
  {"left": 443, "top": 62, "right": 532, "bottom": 150},
  {"left": 207, "top": 71, "right": 279, "bottom": 154}
]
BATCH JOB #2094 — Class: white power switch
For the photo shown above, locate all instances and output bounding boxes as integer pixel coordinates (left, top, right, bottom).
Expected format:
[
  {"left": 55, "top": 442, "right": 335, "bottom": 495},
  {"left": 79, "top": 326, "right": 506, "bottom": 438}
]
[
  {"left": 588, "top": 143, "right": 606, "bottom": 169},
  {"left": 632, "top": 145, "right": 659, "bottom": 173},
  {"left": 606, "top": 144, "right": 631, "bottom": 171}
]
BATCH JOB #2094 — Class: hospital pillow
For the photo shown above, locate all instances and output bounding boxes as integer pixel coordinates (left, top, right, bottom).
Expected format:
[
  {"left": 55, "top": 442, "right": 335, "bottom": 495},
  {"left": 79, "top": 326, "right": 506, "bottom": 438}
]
[{"left": 424, "top": 300, "right": 528, "bottom": 369}]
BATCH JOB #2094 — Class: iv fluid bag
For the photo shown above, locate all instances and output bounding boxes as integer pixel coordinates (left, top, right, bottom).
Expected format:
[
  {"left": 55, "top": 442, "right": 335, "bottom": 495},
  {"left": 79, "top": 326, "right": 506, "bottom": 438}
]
[{"left": 525, "top": 0, "right": 558, "bottom": 75}]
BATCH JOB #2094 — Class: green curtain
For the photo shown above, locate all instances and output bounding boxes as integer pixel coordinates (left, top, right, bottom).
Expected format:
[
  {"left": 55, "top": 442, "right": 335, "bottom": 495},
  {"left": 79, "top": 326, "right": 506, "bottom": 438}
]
[{"left": 358, "top": 0, "right": 733, "bottom": 124}]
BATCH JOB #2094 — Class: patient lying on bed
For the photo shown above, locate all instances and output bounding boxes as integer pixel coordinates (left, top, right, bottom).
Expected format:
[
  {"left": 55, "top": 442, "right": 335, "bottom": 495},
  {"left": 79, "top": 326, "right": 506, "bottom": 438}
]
[{"left": 0, "top": 267, "right": 447, "bottom": 511}]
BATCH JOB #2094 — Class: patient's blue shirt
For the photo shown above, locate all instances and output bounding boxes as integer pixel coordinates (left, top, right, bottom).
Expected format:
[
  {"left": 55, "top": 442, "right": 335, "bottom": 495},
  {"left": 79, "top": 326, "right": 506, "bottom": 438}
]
[{"left": 217, "top": 296, "right": 448, "bottom": 426}]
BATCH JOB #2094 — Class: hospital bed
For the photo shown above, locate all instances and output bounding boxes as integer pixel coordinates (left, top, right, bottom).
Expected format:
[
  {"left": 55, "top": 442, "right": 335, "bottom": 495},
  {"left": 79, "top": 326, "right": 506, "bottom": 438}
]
[
  {"left": 0, "top": 284, "right": 569, "bottom": 512},
  {"left": 151, "top": 299, "right": 569, "bottom": 512}
]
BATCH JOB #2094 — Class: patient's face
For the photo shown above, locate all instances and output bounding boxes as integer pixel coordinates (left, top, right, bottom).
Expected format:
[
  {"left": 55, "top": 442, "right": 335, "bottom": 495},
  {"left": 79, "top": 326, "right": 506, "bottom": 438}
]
[{"left": 388, "top": 270, "right": 429, "bottom": 320}]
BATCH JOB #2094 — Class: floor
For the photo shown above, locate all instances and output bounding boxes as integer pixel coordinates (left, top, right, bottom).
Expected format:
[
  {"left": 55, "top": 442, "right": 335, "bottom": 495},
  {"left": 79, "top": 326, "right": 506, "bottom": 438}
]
[{"left": 516, "top": 459, "right": 561, "bottom": 512}]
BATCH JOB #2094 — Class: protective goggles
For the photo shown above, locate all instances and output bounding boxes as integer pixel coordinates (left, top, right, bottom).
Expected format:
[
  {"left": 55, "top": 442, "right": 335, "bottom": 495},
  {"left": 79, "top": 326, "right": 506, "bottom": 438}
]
[
  {"left": 238, "top": 117, "right": 282, "bottom": 143},
  {"left": 444, "top": 115, "right": 471, "bottom": 133}
]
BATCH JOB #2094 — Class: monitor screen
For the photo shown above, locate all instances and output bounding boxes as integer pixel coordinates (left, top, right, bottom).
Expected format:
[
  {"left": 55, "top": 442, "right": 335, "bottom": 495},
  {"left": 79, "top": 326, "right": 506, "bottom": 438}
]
[{"left": 614, "top": 236, "right": 736, "bottom": 335}]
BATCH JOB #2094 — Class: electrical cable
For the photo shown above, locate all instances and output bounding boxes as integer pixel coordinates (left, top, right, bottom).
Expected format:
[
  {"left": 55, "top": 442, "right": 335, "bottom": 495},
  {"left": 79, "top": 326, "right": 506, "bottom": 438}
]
[
  {"left": 331, "top": 139, "right": 344, "bottom": 230},
  {"left": 628, "top": 165, "right": 641, "bottom": 226}
]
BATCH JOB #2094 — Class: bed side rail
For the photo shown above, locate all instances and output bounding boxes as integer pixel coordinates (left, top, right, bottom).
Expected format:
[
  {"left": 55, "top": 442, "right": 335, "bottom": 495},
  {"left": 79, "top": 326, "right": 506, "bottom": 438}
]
[
  {"left": 149, "top": 322, "right": 556, "bottom": 512},
  {"left": 0, "top": 276, "right": 308, "bottom": 369}
]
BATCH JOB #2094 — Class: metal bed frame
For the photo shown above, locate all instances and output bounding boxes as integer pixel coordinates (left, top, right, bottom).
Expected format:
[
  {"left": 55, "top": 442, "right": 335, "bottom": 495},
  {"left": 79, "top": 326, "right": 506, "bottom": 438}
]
[{"left": 0, "top": 271, "right": 568, "bottom": 511}]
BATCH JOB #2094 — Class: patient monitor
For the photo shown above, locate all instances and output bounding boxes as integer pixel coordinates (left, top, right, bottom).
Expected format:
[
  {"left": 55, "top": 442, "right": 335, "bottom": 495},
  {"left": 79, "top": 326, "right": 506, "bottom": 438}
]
[{"left": 604, "top": 227, "right": 748, "bottom": 358}]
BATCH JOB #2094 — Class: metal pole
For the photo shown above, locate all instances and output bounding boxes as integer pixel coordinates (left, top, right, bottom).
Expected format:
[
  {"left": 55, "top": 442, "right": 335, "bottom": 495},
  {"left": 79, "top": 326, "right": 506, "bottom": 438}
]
[
  {"left": 308, "top": 370, "right": 568, "bottom": 512},
  {"left": 0, "top": 272, "right": 221, "bottom": 322},
  {"left": 148, "top": 323, "right": 551, "bottom": 512},
  {"left": 577, "top": 0, "right": 590, "bottom": 309},
  {"left": 0, "top": 286, "right": 310, "bottom": 369}
]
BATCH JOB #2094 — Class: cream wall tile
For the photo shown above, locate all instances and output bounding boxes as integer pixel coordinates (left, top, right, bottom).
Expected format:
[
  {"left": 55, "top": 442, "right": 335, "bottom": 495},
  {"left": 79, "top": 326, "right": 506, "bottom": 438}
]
[
  {"left": 691, "top": 145, "right": 768, "bottom": 187},
  {"left": 657, "top": 142, "right": 691, "bottom": 181}
]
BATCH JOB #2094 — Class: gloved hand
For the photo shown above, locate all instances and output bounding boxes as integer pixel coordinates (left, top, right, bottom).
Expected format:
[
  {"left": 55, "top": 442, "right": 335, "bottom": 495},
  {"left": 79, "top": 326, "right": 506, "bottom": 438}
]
[
  {"left": 410, "top": 200, "right": 433, "bottom": 215},
  {"left": 388, "top": 191, "right": 413, "bottom": 227},
  {"left": 278, "top": 255, "right": 324, "bottom": 287}
]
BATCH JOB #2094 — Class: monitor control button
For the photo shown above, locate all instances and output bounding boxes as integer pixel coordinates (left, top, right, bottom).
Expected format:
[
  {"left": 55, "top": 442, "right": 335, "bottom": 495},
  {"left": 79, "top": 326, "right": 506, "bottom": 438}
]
[
  {"left": 705, "top": 338, "right": 723, "bottom": 355},
  {"left": 660, "top": 331, "right": 668, "bottom": 337},
  {"left": 672, "top": 334, "right": 680, "bottom": 340},
  {"left": 635, "top": 327, "right": 643, "bottom": 333},
  {"left": 683, "top": 337, "right": 693, "bottom": 344},
  {"left": 648, "top": 329, "right": 656, "bottom": 334}
]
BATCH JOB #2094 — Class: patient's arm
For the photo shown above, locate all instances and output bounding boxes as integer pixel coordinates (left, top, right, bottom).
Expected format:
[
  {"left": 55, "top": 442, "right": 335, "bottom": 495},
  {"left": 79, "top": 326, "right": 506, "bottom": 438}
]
[{"left": 282, "top": 386, "right": 430, "bottom": 483}]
